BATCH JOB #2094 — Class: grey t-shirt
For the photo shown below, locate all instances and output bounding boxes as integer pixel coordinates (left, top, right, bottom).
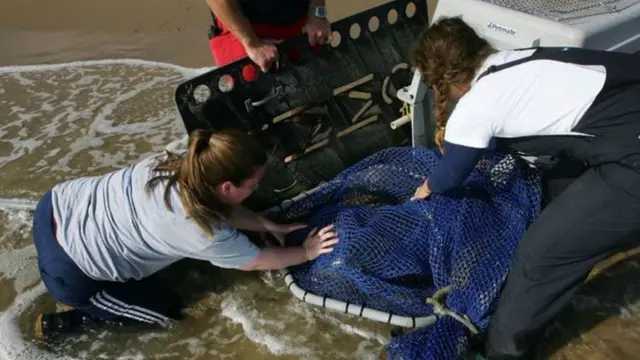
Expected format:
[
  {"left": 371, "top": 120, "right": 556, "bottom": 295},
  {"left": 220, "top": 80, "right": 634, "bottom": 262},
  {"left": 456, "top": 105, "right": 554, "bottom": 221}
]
[{"left": 51, "top": 155, "right": 261, "bottom": 282}]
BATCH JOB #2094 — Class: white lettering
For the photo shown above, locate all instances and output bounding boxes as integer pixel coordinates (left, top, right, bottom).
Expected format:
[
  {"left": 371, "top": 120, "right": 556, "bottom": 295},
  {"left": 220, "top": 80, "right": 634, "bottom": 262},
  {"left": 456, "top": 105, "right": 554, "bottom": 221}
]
[{"left": 487, "top": 21, "right": 518, "bottom": 36}]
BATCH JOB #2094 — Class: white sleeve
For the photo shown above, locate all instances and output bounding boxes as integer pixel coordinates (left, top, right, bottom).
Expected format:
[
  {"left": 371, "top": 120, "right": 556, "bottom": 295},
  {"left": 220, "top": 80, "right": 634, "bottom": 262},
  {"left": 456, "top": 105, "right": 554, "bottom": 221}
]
[{"left": 443, "top": 89, "right": 496, "bottom": 149}]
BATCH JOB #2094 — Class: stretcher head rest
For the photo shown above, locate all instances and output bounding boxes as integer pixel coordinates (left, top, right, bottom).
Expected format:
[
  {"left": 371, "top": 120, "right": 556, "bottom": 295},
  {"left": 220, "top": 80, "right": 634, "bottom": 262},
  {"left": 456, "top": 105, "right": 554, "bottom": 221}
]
[{"left": 173, "top": 0, "right": 429, "bottom": 212}]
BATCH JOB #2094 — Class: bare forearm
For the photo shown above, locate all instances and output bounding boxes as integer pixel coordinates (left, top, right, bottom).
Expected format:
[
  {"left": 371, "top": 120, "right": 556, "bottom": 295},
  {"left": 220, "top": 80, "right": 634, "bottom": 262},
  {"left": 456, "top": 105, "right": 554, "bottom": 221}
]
[
  {"left": 227, "top": 205, "right": 275, "bottom": 232},
  {"left": 206, "top": 0, "right": 259, "bottom": 46},
  {"left": 241, "top": 246, "right": 308, "bottom": 271}
]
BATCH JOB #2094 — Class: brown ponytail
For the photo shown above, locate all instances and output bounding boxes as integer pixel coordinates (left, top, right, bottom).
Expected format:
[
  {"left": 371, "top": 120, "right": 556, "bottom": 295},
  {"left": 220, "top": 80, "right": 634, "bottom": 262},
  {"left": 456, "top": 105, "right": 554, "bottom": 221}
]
[
  {"left": 432, "top": 82, "right": 450, "bottom": 150},
  {"left": 410, "top": 17, "right": 496, "bottom": 151},
  {"left": 146, "top": 129, "right": 267, "bottom": 237}
]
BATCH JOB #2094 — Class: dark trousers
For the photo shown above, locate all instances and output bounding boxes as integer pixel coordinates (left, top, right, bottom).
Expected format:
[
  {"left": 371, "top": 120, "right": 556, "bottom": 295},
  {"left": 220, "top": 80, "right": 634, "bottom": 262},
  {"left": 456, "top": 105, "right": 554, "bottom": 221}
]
[
  {"left": 33, "top": 191, "right": 183, "bottom": 326},
  {"left": 486, "top": 162, "right": 640, "bottom": 358}
]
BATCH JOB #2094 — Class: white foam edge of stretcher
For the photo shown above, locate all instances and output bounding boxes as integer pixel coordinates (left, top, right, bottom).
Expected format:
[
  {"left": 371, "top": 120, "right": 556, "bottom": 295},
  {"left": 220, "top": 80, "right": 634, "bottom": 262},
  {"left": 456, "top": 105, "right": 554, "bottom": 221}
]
[{"left": 280, "top": 269, "right": 437, "bottom": 328}]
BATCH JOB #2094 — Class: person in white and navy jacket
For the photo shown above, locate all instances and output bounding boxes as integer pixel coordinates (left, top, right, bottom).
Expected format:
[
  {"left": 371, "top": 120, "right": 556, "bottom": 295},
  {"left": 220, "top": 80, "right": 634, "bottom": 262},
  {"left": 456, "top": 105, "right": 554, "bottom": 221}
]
[{"left": 410, "top": 16, "right": 640, "bottom": 360}]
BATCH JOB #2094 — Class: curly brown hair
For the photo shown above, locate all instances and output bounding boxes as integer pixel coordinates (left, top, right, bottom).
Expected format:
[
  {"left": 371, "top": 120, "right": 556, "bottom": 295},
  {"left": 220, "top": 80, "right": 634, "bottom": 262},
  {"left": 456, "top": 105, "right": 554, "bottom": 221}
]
[
  {"left": 146, "top": 129, "right": 267, "bottom": 237},
  {"left": 410, "top": 17, "right": 496, "bottom": 150}
]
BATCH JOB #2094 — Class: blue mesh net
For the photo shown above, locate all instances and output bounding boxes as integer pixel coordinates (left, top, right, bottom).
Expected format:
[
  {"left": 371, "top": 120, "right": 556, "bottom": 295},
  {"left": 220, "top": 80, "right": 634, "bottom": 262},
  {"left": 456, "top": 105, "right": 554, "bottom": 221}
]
[{"left": 279, "top": 146, "right": 542, "bottom": 359}]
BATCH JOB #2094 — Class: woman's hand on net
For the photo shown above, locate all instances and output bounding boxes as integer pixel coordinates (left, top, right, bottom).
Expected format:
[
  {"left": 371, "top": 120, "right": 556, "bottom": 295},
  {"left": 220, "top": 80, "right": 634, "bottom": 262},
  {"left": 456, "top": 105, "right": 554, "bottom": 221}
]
[{"left": 303, "top": 224, "right": 339, "bottom": 261}]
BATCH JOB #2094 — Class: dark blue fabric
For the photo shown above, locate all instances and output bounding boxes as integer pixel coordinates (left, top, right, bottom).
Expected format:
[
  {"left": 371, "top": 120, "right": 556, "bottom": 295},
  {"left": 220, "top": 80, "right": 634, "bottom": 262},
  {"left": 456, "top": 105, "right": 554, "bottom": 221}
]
[
  {"left": 428, "top": 142, "right": 485, "bottom": 193},
  {"left": 33, "top": 191, "right": 100, "bottom": 307},
  {"left": 32, "top": 192, "right": 182, "bottom": 321}
]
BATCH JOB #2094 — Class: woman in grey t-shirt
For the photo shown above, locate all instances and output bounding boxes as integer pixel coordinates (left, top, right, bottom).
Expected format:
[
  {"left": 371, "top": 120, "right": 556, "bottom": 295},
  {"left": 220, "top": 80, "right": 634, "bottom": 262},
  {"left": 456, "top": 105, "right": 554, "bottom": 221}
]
[{"left": 32, "top": 129, "right": 338, "bottom": 338}]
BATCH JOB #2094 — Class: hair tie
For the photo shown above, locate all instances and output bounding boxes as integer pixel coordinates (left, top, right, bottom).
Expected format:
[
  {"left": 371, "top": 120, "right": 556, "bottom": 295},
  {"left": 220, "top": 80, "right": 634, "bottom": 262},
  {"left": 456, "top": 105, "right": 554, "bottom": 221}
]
[{"left": 194, "top": 132, "right": 213, "bottom": 154}]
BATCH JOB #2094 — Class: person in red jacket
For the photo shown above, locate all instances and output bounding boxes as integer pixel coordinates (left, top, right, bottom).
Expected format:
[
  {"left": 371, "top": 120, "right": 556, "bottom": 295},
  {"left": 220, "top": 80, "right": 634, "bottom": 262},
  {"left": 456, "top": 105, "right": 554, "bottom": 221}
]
[{"left": 206, "top": 0, "right": 331, "bottom": 79}]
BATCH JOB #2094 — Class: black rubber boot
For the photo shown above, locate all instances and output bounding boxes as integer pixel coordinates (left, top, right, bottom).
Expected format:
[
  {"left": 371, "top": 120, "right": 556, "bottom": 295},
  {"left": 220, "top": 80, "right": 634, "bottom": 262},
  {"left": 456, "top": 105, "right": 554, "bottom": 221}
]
[
  {"left": 34, "top": 309, "right": 151, "bottom": 339},
  {"left": 35, "top": 309, "right": 97, "bottom": 339}
]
